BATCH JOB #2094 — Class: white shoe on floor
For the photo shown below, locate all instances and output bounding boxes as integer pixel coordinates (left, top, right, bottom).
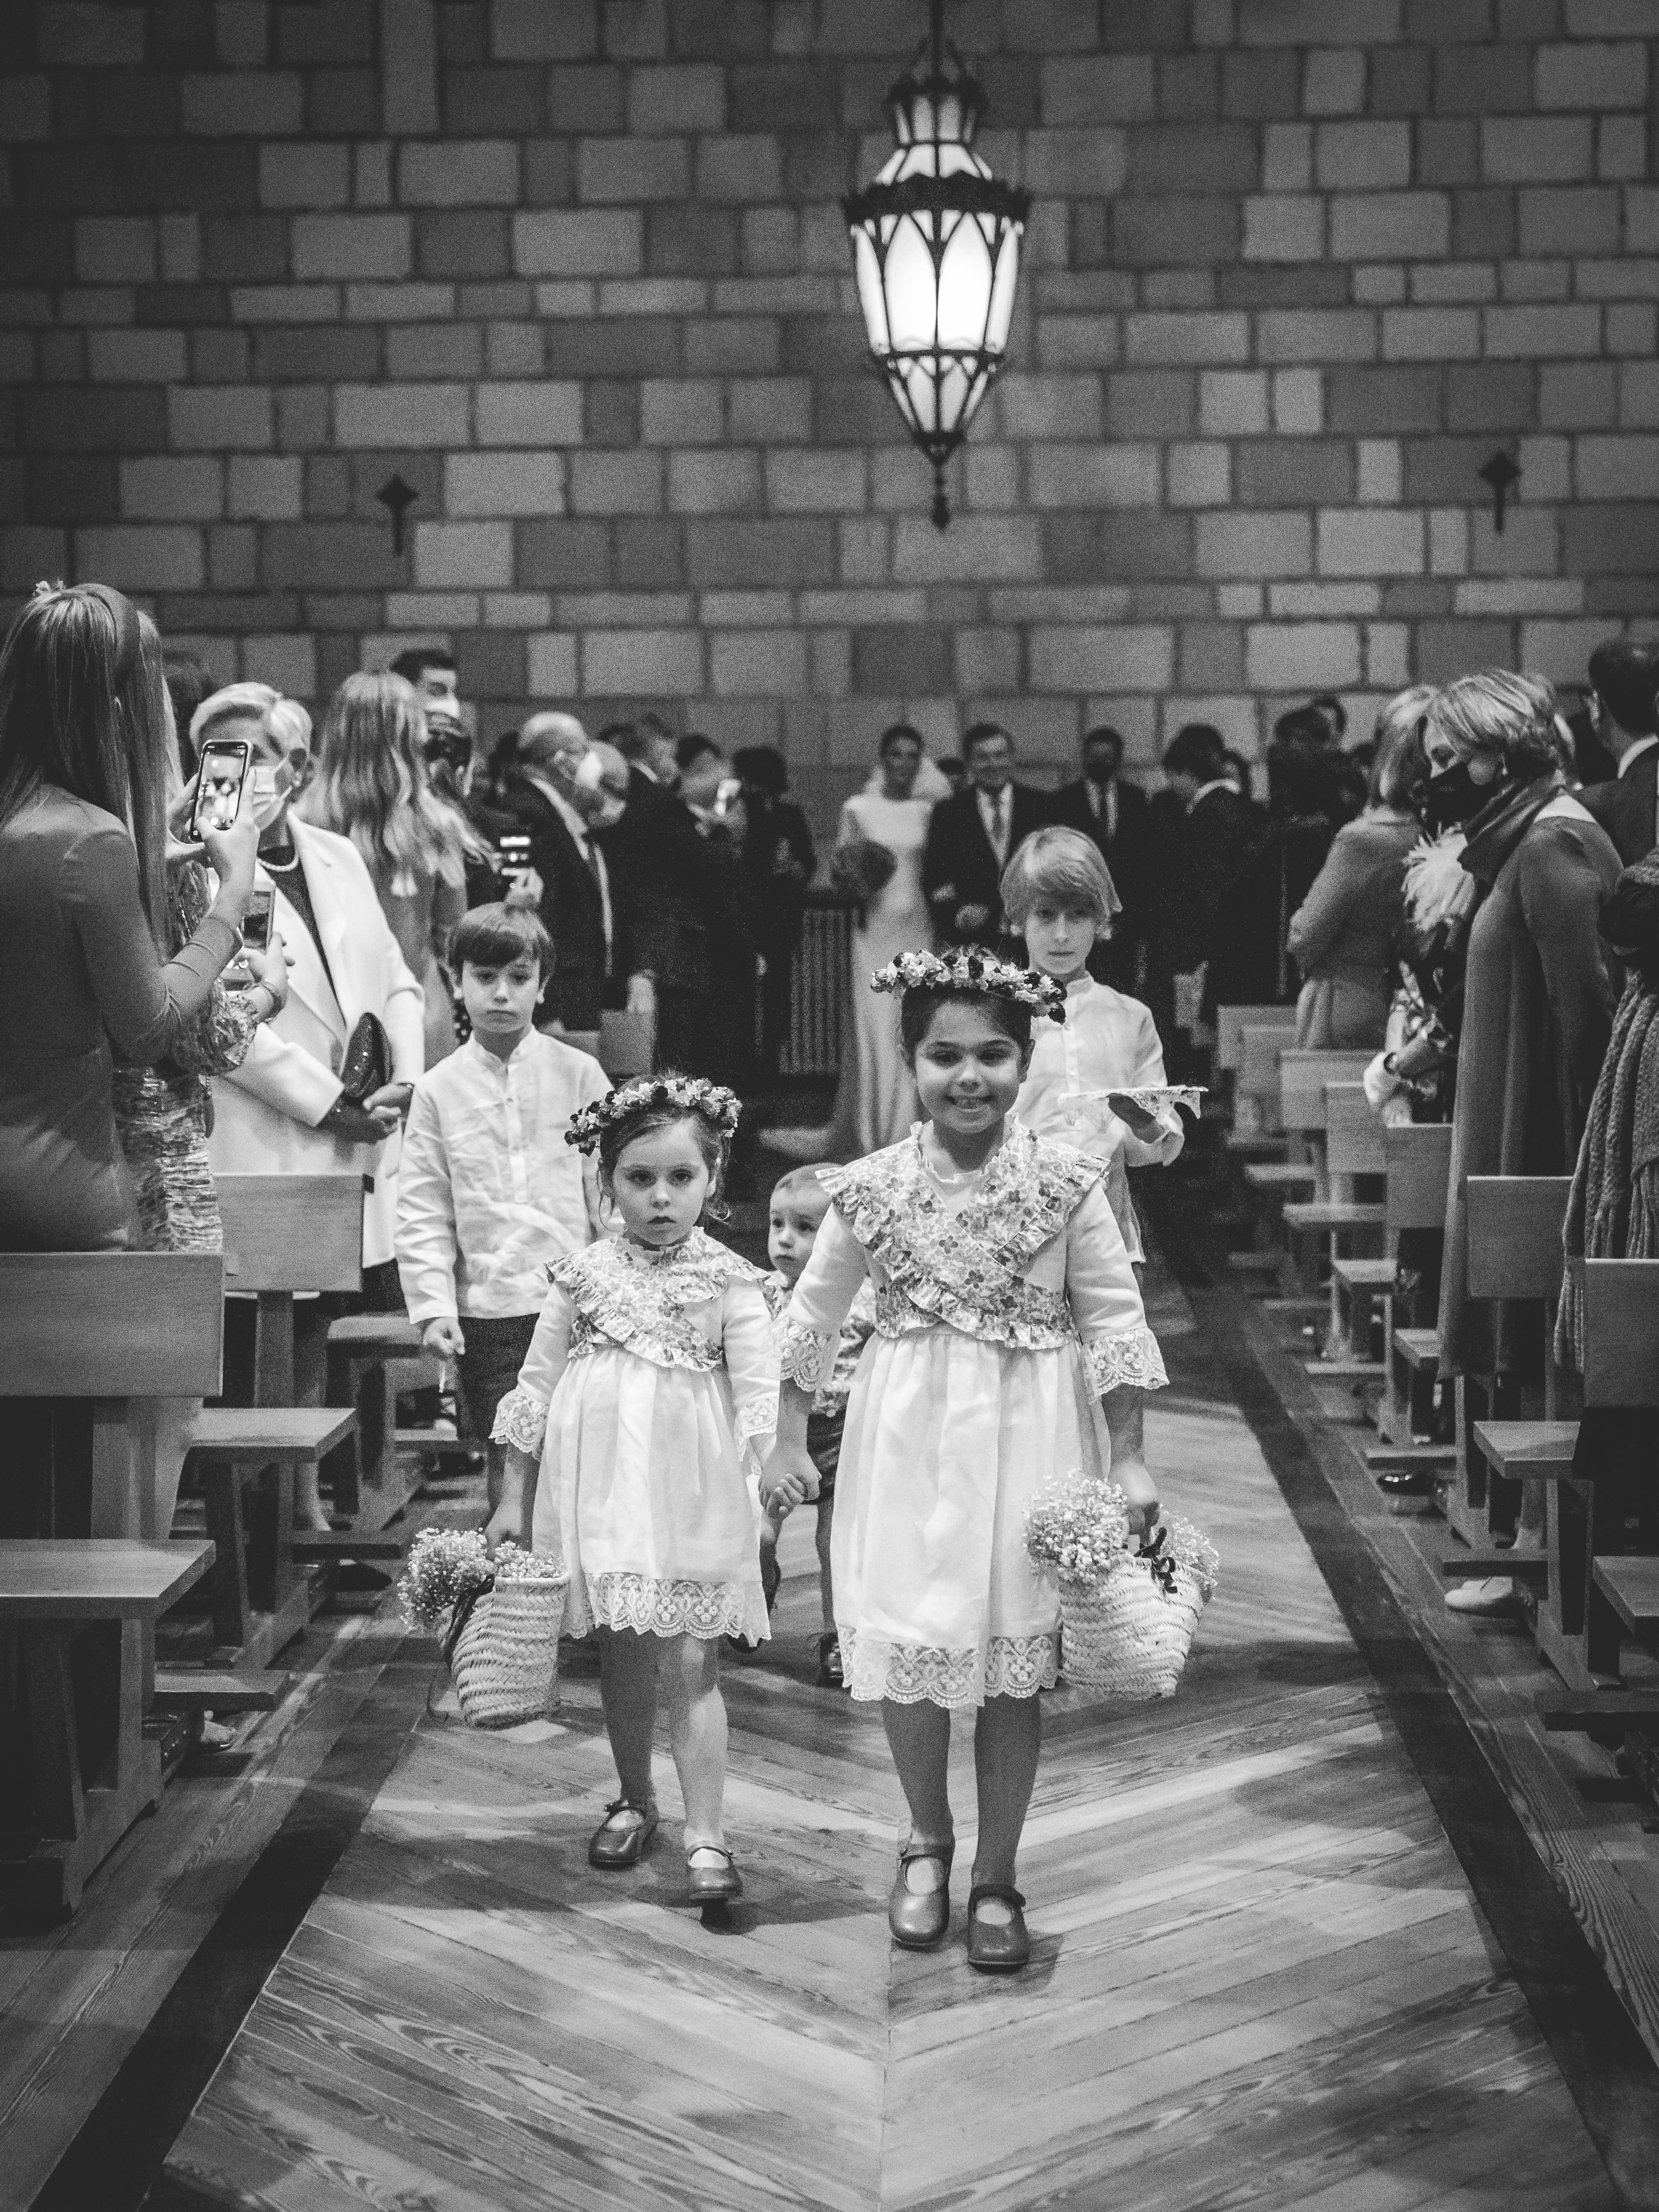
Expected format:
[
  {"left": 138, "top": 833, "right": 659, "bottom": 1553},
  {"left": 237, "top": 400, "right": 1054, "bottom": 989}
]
[{"left": 1444, "top": 1575, "right": 1519, "bottom": 1616}]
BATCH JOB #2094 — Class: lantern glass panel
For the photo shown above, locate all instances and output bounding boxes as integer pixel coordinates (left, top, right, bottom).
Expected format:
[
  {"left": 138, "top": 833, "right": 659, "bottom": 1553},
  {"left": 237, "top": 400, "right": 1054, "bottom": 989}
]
[
  {"left": 986, "top": 229, "right": 1022, "bottom": 352},
  {"left": 852, "top": 228, "right": 890, "bottom": 351},
  {"left": 883, "top": 215, "right": 939, "bottom": 351},
  {"left": 937, "top": 214, "right": 995, "bottom": 350}
]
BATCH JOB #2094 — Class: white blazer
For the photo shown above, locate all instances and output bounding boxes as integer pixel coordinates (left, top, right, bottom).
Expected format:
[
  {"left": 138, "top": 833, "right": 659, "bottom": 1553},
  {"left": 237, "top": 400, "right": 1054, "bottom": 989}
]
[{"left": 208, "top": 817, "right": 426, "bottom": 1268}]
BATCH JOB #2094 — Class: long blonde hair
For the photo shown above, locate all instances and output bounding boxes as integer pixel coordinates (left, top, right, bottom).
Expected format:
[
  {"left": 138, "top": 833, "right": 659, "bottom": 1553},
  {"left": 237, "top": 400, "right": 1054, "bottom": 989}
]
[{"left": 301, "top": 671, "right": 472, "bottom": 888}]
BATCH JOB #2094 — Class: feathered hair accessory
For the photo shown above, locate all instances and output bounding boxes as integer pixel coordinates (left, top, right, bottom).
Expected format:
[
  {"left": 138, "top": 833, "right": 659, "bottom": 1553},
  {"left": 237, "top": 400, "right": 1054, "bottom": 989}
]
[
  {"left": 565, "top": 1075, "right": 742, "bottom": 1153},
  {"left": 871, "top": 946, "right": 1067, "bottom": 1024}
]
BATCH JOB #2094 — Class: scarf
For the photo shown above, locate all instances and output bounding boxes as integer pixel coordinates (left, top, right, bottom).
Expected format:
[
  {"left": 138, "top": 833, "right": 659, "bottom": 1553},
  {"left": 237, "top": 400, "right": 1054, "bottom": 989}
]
[
  {"left": 1557, "top": 850, "right": 1659, "bottom": 1372},
  {"left": 1457, "top": 771, "right": 1561, "bottom": 891}
]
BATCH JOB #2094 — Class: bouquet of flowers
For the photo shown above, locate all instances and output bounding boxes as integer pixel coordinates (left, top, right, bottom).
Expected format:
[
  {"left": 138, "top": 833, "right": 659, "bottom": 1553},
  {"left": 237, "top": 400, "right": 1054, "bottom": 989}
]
[
  {"left": 832, "top": 836, "right": 898, "bottom": 909},
  {"left": 399, "top": 1527, "right": 568, "bottom": 1730},
  {"left": 1025, "top": 1471, "right": 1218, "bottom": 1699}
]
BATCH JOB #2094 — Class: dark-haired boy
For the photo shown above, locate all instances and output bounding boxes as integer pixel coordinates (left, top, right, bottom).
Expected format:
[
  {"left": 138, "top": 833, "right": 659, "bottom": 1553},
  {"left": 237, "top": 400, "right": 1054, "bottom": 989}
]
[{"left": 396, "top": 904, "right": 609, "bottom": 1501}]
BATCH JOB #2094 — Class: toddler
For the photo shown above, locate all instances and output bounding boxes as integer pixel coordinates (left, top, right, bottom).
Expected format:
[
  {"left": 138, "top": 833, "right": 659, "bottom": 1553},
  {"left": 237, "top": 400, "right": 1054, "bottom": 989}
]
[{"left": 759, "top": 1165, "right": 876, "bottom": 1687}]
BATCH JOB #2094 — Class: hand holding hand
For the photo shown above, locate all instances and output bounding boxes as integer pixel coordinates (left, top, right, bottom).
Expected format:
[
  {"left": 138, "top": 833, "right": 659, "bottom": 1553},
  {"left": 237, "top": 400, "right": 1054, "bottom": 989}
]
[
  {"left": 422, "top": 1317, "right": 466, "bottom": 1361},
  {"left": 759, "top": 1443, "right": 820, "bottom": 1515}
]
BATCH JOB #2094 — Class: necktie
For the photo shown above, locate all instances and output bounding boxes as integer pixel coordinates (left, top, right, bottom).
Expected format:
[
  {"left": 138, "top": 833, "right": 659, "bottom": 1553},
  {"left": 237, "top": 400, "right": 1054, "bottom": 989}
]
[{"left": 994, "top": 790, "right": 1008, "bottom": 863}]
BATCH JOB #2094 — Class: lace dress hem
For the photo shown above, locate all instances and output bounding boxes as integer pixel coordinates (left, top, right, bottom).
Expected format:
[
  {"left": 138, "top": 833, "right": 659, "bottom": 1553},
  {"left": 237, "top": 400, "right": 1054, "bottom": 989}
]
[
  {"left": 571, "top": 1571, "right": 769, "bottom": 1644},
  {"left": 840, "top": 1627, "right": 1058, "bottom": 1709}
]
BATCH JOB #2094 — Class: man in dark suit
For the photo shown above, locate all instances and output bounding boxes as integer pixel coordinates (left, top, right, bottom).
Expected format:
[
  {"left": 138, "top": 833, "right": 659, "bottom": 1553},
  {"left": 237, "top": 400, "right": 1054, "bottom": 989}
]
[
  {"left": 1051, "top": 723, "right": 1151, "bottom": 990},
  {"left": 922, "top": 721, "right": 1053, "bottom": 947},
  {"left": 506, "top": 713, "right": 635, "bottom": 1034},
  {"left": 1581, "top": 639, "right": 1659, "bottom": 866},
  {"left": 597, "top": 719, "right": 725, "bottom": 1075},
  {"left": 1145, "top": 722, "right": 1263, "bottom": 1074}
]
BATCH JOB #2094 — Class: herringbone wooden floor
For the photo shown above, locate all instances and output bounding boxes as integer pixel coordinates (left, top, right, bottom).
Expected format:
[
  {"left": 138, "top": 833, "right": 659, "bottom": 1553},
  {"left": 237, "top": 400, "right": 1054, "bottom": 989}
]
[{"left": 155, "top": 1302, "right": 1621, "bottom": 2210}]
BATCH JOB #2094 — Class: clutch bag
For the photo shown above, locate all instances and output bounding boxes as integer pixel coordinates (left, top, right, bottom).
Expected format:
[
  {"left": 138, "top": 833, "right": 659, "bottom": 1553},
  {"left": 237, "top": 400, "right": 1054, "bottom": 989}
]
[{"left": 338, "top": 1011, "right": 392, "bottom": 1102}]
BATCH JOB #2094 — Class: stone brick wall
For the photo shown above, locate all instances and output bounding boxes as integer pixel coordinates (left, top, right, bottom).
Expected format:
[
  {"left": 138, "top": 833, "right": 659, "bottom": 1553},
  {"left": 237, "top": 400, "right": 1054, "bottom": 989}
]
[{"left": 4, "top": 0, "right": 1658, "bottom": 827}]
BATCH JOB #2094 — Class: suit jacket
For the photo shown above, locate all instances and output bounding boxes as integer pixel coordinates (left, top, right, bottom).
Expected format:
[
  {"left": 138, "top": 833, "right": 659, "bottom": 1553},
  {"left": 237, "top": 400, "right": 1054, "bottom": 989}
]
[
  {"left": 1050, "top": 775, "right": 1151, "bottom": 939},
  {"left": 504, "top": 773, "right": 618, "bottom": 1033},
  {"left": 208, "top": 817, "right": 426, "bottom": 1269},
  {"left": 922, "top": 782, "right": 1053, "bottom": 945},
  {"left": 1581, "top": 745, "right": 1659, "bottom": 867},
  {"left": 599, "top": 769, "right": 714, "bottom": 996},
  {"left": 1163, "top": 784, "right": 1264, "bottom": 974}
]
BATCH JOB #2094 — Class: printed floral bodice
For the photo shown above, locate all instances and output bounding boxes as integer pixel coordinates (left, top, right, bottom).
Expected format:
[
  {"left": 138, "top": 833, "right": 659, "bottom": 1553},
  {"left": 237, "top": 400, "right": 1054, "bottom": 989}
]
[
  {"left": 820, "top": 1122, "right": 1102, "bottom": 1353},
  {"left": 553, "top": 1229, "right": 764, "bottom": 1372}
]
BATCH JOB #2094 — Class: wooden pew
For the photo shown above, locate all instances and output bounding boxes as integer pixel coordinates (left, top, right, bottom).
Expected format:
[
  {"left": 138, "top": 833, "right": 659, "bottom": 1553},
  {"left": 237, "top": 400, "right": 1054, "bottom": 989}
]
[
  {"left": 1216, "top": 1005, "right": 1293, "bottom": 1156},
  {"left": 0, "top": 1252, "right": 222, "bottom": 1913},
  {"left": 0, "top": 1538, "right": 216, "bottom": 1915},
  {"left": 1438, "top": 1175, "right": 1570, "bottom": 1587},
  {"left": 1366, "top": 1121, "right": 1456, "bottom": 1478},
  {"left": 178, "top": 1176, "right": 374, "bottom": 1673},
  {"left": 1303, "top": 1083, "right": 1388, "bottom": 1371},
  {"left": 325, "top": 1314, "right": 441, "bottom": 1529},
  {"left": 1277, "top": 1055, "right": 1384, "bottom": 1297},
  {"left": 1233, "top": 1024, "right": 1310, "bottom": 1277}
]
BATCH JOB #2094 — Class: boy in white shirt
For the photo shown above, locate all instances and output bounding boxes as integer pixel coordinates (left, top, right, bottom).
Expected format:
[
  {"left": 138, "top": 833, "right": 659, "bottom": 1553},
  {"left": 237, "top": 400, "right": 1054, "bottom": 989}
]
[
  {"left": 1005, "top": 826, "right": 1185, "bottom": 1265},
  {"left": 396, "top": 904, "right": 609, "bottom": 1502}
]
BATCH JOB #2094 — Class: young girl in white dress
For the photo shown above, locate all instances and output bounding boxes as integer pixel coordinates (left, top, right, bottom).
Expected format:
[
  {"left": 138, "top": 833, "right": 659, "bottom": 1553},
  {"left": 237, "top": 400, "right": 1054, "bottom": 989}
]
[
  {"left": 764, "top": 951, "right": 1166, "bottom": 1972},
  {"left": 488, "top": 1076, "right": 777, "bottom": 1903}
]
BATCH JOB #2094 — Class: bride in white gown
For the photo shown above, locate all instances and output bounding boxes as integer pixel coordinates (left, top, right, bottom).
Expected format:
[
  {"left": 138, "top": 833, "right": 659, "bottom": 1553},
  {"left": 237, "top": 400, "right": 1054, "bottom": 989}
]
[{"left": 766, "top": 724, "right": 943, "bottom": 1161}]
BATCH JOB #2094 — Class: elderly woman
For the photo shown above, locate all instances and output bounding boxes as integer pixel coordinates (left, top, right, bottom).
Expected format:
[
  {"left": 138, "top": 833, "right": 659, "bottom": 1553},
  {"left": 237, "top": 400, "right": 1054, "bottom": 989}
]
[
  {"left": 1286, "top": 687, "right": 1432, "bottom": 1049},
  {"left": 1428, "top": 671, "right": 1622, "bottom": 1614}
]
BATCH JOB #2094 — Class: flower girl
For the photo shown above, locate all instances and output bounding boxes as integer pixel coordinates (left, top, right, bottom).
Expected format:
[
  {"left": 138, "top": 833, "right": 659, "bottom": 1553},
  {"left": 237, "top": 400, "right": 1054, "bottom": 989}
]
[
  {"left": 487, "top": 1076, "right": 777, "bottom": 1902},
  {"left": 764, "top": 950, "right": 1166, "bottom": 1971}
]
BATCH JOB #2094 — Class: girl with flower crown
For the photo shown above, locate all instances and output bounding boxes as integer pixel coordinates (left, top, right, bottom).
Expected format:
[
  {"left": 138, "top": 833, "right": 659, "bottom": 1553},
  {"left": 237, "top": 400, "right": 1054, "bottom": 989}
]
[
  {"left": 487, "top": 1076, "right": 777, "bottom": 1904},
  {"left": 764, "top": 950, "right": 1166, "bottom": 1973}
]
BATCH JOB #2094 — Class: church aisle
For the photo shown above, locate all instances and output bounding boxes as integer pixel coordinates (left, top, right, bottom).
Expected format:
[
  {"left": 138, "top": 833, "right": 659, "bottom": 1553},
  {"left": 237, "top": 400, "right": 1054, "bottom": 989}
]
[{"left": 150, "top": 1270, "right": 1622, "bottom": 2212}]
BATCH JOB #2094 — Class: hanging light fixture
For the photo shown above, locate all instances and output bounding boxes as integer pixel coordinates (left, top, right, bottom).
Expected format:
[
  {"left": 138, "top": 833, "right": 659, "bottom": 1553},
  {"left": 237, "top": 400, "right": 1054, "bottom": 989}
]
[{"left": 842, "top": 0, "right": 1031, "bottom": 529}]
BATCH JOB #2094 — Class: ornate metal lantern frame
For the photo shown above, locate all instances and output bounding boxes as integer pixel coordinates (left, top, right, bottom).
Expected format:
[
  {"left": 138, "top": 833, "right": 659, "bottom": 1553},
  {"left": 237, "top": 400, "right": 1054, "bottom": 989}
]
[{"left": 842, "top": 0, "right": 1031, "bottom": 528}]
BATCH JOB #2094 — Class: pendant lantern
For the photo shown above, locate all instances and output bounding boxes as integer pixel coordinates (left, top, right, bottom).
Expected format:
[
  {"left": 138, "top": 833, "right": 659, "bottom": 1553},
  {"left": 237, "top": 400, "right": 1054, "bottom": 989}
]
[{"left": 842, "top": 0, "right": 1031, "bottom": 528}]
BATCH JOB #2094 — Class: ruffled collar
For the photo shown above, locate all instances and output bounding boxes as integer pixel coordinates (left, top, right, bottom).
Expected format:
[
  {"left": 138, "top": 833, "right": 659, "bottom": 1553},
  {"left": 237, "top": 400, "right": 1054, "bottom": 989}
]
[
  {"left": 828, "top": 1120, "right": 1100, "bottom": 1275},
  {"left": 554, "top": 1228, "right": 758, "bottom": 1306}
]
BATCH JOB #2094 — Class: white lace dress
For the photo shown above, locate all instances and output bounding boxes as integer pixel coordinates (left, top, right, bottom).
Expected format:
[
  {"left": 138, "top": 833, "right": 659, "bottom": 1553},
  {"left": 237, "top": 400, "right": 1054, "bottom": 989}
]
[
  {"left": 493, "top": 1231, "right": 779, "bottom": 1644},
  {"left": 781, "top": 1121, "right": 1167, "bottom": 1709}
]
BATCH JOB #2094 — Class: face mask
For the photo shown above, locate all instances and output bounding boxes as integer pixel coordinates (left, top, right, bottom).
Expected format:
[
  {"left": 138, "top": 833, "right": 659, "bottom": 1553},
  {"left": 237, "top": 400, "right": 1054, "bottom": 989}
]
[
  {"left": 1419, "top": 757, "right": 1502, "bottom": 835},
  {"left": 251, "top": 761, "right": 294, "bottom": 832}
]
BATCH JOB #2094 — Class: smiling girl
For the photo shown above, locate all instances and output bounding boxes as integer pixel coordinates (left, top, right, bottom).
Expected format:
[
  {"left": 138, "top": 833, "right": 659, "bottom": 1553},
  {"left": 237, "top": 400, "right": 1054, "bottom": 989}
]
[
  {"left": 487, "top": 1076, "right": 777, "bottom": 1903},
  {"left": 765, "top": 951, "right": 1166, "bottom": 1972}
]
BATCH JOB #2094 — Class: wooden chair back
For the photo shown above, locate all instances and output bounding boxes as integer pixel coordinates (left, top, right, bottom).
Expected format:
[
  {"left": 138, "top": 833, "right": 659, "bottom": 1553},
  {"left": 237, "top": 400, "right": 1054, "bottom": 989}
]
[
  {"left": 1465, "top": 1176, "right": 1571, "bottom": 1301},
  {"left": 1384, "top": 1123, "right": 1454, "bottom": 1233},
  {"left": 1324, "top": 1083, "right": 1385, "bottom": 1178},
  {"left": 1280, "top": 1050, "right": 1376, "bottom": 1135},
  {"left": 217, "top": 1175, "right": 364, "bottom": 1296},
  {"left": 0, "top": 1253, "right": 223, "bottom": 1397},
  {"left": 1238, "top": 1024, "right": 1291, "bottom": 1132},
  {"left": 1583, "top": 1260, "right": 1659, "bottom": 1409},
  {"left": 1216, "top": 1005, "right": 1291, "bottom": 1074}
]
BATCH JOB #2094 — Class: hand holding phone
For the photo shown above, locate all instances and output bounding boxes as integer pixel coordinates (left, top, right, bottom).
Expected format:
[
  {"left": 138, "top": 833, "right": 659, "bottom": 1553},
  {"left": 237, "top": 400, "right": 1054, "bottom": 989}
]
[{"left": 191, "top": 738, "right": 251, "bottom": 842}]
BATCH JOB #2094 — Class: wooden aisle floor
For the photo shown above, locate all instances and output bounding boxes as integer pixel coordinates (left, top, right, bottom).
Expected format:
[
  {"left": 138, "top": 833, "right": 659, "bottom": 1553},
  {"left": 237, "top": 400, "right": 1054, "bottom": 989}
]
[{"left": 149, "top": 1277, "right": 1625, "bottom": 2212}]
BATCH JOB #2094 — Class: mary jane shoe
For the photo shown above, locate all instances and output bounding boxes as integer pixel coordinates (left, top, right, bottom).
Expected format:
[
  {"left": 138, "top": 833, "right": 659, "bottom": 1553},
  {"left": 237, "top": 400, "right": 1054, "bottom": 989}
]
[{"left": 888, "top": 1843, "right": 954, "bottom": 1949}]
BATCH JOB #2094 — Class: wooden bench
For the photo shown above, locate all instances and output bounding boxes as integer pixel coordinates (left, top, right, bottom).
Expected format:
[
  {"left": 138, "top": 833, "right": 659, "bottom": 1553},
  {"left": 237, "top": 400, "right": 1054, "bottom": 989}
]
[
  {"left": 1217, "top": 1006, "right": 1293, "bottom": 1154},
  {"left": 1279, "top": 1067, "right": 1385, "bottom": 1301},
  {"left": 1368, "top": 1122, "right": 1456, "bottom": 1470},
  {"left": 185, "top": 1176, "right": 373, "bottom": 1670},
  {"left": 0, "top": 1538, "right": 216, "bottom": 1915},
  {"left": 1446, "top": 1174, "right": 1572, "bottom": 1558},
  {"left": 1299, "top": 1084, "right": 1388, "bottom": 1369},
  {"left": 1234, "top": 1020, "right": 1295, "bottom": 1140},
  {"left": 325, "top": 1311, "right": 441, "bottom": 1528}
]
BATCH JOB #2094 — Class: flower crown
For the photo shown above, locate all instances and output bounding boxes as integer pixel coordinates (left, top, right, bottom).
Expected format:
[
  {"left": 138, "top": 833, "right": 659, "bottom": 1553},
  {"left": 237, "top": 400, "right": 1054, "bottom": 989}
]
[
  {"left": 871, "top": 947, "right": 1067, "bottom": 1024},
  {"left": 565, "top": 1075, "right": 742, "bottom": 1153}
]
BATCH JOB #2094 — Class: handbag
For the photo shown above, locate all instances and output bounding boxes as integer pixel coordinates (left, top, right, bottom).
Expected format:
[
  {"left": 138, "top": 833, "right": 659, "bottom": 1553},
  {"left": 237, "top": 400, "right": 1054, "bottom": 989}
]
[{"left": 338, "top": 1010, "right": 392, "bottom": 1102}]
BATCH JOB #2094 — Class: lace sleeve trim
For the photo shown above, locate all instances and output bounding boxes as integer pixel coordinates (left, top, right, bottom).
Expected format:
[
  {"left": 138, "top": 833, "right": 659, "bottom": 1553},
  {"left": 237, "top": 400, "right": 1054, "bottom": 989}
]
[
  {"left": 733, "top": 1390, "right": 778, "bottom": 1475},
  {"left": 780, "top": 1321, "right": 837, "bottom": 1391},
  {"left": 1082, "top": 1324, "right": 1168, "bottom": 1396},
  {"left": 490, "top": 1385, "right": 548, "bottom": 1455}
]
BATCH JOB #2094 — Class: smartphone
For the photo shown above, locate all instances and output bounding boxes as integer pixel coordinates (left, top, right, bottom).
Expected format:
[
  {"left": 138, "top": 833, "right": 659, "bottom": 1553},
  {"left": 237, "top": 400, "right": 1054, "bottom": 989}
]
[
  {"left": 243, "top": 886, "right": 274, "bottom": 952},
  {"left": 497, "top": 831, "right": 533, "bottom": 886},
  {"left": 191, "top": 737, "right": 251, "bottom": 840}
]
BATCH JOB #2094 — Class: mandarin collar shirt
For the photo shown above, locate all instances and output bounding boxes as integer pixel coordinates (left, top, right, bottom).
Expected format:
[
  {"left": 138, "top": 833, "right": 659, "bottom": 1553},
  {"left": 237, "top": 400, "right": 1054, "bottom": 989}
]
[{"left": 394, "top": 1029, "right": 611, "bottom": 1324}]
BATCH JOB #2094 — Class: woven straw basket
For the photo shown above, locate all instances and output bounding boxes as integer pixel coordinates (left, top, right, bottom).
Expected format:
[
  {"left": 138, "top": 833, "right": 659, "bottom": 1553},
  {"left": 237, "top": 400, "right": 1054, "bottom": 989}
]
[
  {"left": 449, "top": 1563, "right": 568, "bottom": 1729},
  {"left": 1060, "top": 1558, "right": 1207, "bottom": 1700}
]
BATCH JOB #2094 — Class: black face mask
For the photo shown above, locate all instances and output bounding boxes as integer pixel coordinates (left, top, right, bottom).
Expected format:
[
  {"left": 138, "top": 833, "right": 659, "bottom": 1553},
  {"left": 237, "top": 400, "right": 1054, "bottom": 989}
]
[{"left": 1418, "top": 757, "right": 1503, "bottom": 835}]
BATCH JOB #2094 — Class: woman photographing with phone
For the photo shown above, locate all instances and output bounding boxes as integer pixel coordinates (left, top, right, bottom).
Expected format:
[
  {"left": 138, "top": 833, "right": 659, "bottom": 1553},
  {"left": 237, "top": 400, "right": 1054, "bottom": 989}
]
[{"left": 0, "top": 582, "right": 260, "bottom": 1254}]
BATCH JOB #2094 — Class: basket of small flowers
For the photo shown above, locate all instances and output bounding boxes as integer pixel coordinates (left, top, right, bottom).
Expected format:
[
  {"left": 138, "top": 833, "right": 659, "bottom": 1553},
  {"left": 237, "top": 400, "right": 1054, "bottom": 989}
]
[
  {"left": 1025, "top": 1471, "right": 1219, "bottom": 1700},
  {"left": 398, "top": 1527, "right": 568, "bottom": 1729}
]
